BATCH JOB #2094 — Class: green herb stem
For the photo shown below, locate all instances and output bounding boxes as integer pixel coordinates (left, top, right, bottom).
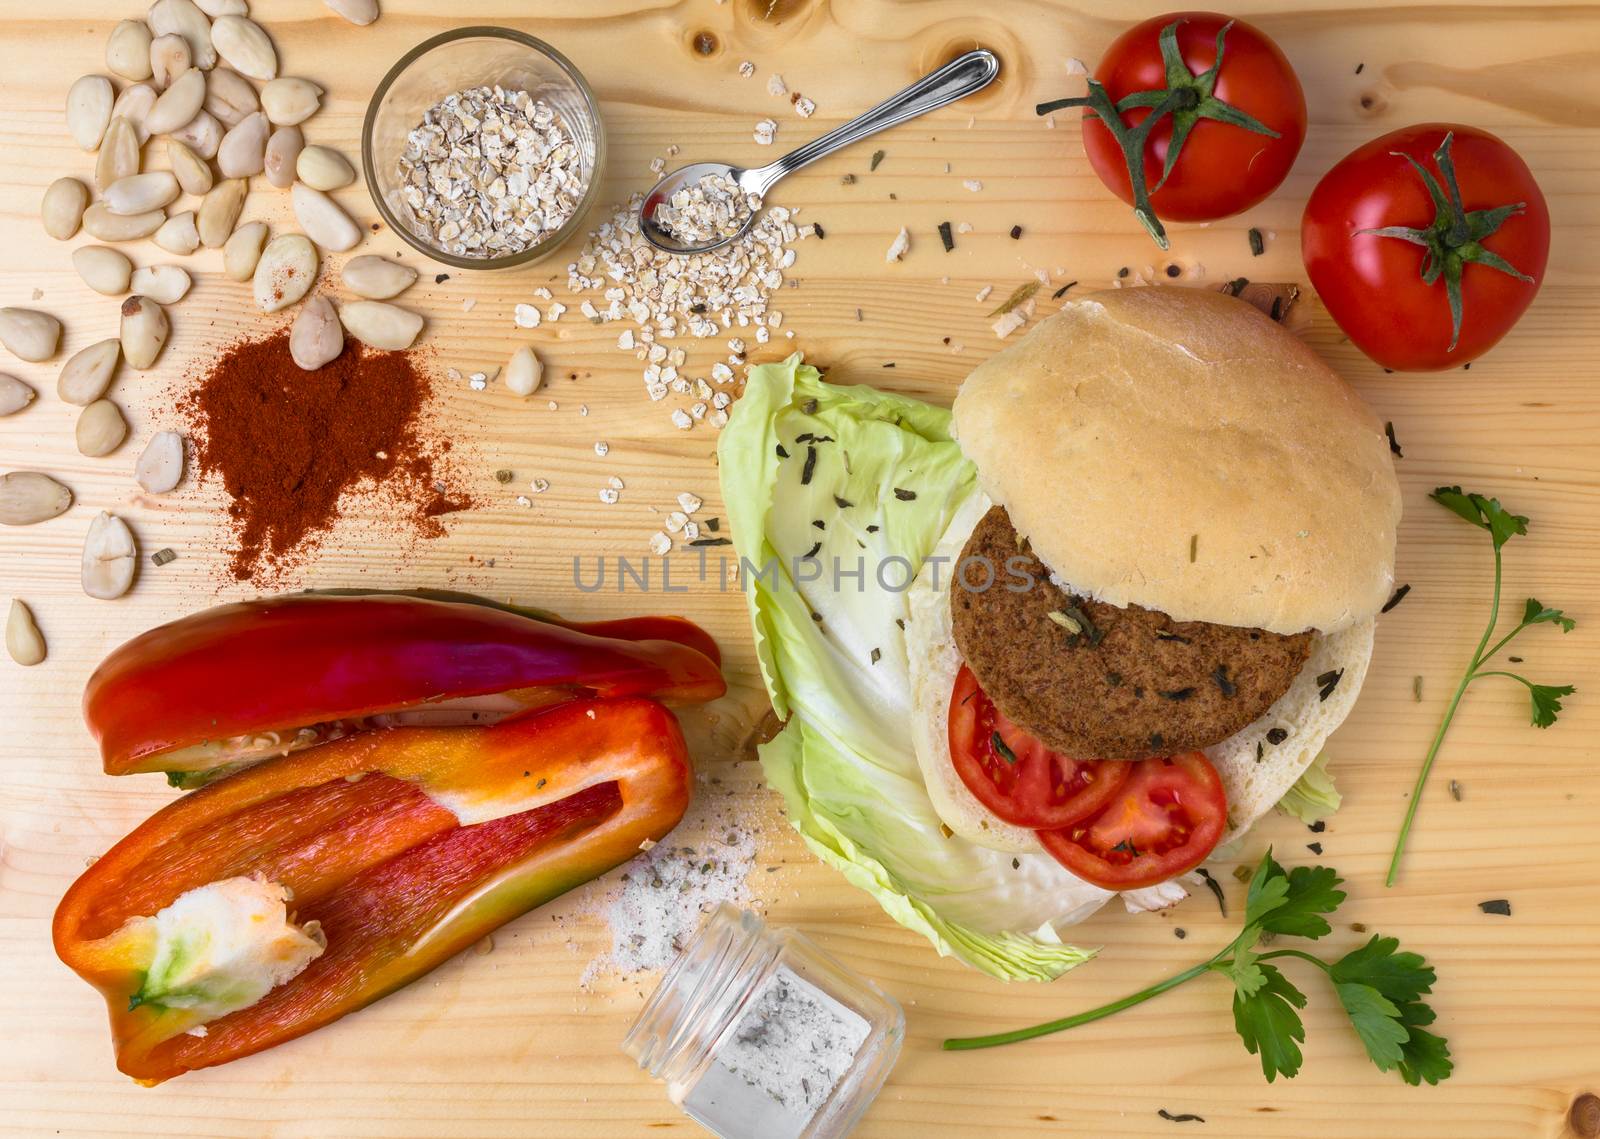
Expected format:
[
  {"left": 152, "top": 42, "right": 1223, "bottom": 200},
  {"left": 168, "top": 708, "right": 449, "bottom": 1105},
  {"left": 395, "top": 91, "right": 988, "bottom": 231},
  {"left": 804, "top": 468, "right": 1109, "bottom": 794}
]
[
  {"left": 1256, "top": 947, "right": 1331, "bottom": 973},
  {"left": 1472, "top": 669, "right": 1538, "bottom": 690},
  {"left": 1476, "top": 619, "right": 1536, "bottom": 667},
  {"left": 943, "top": 949, "right": 1229, "bottom": 1051},
  {"left": 1385, "top": 542, "right": 1503, "bottom": 887}
]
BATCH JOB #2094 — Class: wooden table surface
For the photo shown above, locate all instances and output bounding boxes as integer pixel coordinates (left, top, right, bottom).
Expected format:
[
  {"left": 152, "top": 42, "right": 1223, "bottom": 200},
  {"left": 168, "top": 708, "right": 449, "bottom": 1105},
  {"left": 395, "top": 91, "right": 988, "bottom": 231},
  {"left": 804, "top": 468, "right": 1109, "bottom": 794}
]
[{"left": 2, "top": 1, "right": 1598, "bottom": 1136}]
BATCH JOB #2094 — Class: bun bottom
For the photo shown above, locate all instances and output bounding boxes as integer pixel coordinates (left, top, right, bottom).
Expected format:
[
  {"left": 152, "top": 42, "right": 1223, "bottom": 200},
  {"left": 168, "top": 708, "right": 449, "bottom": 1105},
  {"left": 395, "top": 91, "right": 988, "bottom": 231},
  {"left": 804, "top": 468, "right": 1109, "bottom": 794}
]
[{"left": 906, "top": 496, "right": 1376, "bottom": 858}]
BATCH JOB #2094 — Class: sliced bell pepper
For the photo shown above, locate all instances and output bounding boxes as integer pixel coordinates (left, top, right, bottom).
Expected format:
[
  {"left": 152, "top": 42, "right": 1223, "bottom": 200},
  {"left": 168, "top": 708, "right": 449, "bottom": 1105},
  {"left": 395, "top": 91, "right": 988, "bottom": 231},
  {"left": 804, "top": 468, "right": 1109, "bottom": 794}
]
[
  {"left": 86, "top": 593, "right": 725, "bottom": 779},
  {"left": 55, "top": 695, "right": 692, "bottom": 1084},
  {"left": 309, "top": 587, "right": 725, "bottom": 667}
]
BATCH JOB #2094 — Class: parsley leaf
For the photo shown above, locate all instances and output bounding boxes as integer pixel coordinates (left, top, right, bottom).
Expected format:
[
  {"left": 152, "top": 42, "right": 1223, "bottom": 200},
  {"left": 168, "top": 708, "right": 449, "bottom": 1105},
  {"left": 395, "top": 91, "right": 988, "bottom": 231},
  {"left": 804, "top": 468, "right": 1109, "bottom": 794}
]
[
  {"left": 1397, "top": 1022, "right": 1454, "bottom": 1087},
  {"left": 1257, "top": 864, "right": 1345, "bottom": 940},
  {"left": 1528, "top": 682, "right": 1576, "bottom": 728},
  {"left": 1330, "top": 935, "right": 1436, "bottom": 1004},
  {"left": 1242, "top": 850, "right": 1290, "bottom": 926},
  {"left": 1335, "top": 983, "right": 1410, "bottom": 1071},
  {"left": 1232, "top": 962, "right": 1308, "bottom": 1082},
  {"left": 1326, "top": 936, "right": 1452, "bottom": 1084},
  {"left": 1224, "top": 943, "right": 1267, "bottom": 998},
  {"left": 1430, "top": 485, "right": 1528, "bottom": 549},
  {"left": 1521, "top": 597, "right": 1576, "bottom": 633}
]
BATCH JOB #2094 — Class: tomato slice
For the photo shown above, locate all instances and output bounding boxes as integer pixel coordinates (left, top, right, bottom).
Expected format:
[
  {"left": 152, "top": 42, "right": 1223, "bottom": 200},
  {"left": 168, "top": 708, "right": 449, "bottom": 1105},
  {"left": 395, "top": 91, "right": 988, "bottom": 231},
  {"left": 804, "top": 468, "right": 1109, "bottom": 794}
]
[
  {"left": 1038, "top": 752, "right": 1226, "bottom": 890},
  {"left": 947, "top": 664, "right": 1130, "bottom": 830}
]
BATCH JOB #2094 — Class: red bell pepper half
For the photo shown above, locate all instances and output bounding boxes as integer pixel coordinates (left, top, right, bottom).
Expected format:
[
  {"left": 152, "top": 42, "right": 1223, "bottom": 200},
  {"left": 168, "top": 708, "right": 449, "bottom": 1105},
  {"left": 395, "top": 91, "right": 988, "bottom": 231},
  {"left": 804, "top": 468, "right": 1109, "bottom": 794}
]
[
  {"left": 85, "top": 593, "right": 725, "bottom": 780},
  {"left": 54, "top": 696, "right": 692, "bottom": 1084}
]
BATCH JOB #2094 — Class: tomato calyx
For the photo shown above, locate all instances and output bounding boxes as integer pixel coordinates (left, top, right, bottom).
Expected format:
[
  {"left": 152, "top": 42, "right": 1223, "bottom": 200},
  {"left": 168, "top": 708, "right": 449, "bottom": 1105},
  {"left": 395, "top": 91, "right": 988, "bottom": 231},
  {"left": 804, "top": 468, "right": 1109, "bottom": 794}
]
[
  {"left": 1356, "top": 131, "right": 1536, "bottom": 351},
  {"left": 1037, "top": 19, "right": 1280, "bottom": 249}
]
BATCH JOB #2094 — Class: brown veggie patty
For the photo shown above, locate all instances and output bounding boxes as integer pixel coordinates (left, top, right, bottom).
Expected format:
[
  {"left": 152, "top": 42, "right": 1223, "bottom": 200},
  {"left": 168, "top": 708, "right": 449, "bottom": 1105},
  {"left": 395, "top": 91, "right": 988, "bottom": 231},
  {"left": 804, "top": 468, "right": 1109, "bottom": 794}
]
[{"left": 950, "top": 505, "right": 1314, "bottom": 760}]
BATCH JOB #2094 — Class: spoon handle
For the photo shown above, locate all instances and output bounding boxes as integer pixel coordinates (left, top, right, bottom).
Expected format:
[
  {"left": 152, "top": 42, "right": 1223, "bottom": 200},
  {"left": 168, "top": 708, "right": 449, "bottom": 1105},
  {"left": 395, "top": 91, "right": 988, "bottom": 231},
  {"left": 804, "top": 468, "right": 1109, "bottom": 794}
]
[{"left": 744, "top": 49, "right": 1001, "bottom": 196}]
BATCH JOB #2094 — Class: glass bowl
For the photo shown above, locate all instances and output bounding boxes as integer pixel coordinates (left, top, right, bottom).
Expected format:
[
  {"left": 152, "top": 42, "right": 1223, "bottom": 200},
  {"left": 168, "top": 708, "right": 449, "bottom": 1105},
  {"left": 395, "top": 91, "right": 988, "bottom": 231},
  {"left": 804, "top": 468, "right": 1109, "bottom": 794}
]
[{"left": 361, "top": 26, "right": 605, "bottom": 271}]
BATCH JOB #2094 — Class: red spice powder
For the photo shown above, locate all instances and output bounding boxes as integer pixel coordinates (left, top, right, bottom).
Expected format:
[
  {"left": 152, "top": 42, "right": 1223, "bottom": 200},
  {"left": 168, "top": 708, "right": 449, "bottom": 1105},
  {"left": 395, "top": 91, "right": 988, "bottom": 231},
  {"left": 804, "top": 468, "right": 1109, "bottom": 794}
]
[{"left": 179, "top": 330, "right": 471, "bottom": 583}]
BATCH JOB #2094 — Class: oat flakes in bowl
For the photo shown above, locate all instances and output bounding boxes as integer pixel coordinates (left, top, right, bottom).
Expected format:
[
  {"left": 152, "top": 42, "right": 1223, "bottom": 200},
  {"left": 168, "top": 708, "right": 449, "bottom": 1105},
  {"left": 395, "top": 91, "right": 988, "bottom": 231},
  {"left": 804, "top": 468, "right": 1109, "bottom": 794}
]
[{"left": 363, "top": 27, "right": 604, "bottom": 270}]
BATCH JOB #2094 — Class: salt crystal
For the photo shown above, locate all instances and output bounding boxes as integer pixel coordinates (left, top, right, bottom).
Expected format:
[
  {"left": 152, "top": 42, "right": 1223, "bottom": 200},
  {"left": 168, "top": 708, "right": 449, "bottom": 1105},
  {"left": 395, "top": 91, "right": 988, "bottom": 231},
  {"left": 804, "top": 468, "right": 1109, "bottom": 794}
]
[
  {"left": 992, "top": 310, "right": 1026, "bottom": 338},
  {"left": 599, "top": 488, "right": 620, "bottom": 504},
  {"left": 594, "top": 441, "right": 610, "bottom": 457},
  {"left": 514, "top": 303, "right": 541, "bottom": 328},
  {"left": 671, "top": 408, "right": 693, "bottom": 430},
  {"left": 677, "top": 492, "right": 702, "bottom": 514},
  {"left": 885, "top": 227, "right": 910, "bottom": 262}
]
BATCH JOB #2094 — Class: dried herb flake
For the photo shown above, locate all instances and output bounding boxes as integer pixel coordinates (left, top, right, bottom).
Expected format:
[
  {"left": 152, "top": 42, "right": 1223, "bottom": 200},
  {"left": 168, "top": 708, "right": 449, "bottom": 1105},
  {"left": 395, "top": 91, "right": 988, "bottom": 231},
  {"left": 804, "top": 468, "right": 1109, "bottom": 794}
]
[
  {"left": 1195, "top": 867, "right": 1227, "bottom": 917},
  {"left": 938, "top": 221, "right": 954, "bottom": 252},
  {"left": 987, "top": 280, "right": 1041, "bottom": 318},
  {"left": 1381, "top": 583, "right": 1411, "bottom": 613}
]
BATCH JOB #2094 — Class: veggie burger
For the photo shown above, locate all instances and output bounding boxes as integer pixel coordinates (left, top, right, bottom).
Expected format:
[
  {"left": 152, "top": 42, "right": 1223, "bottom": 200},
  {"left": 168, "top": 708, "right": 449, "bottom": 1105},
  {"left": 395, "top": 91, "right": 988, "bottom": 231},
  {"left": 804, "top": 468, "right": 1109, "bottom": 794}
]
[{"left": 906, "top": 286, "right": 1402, "bottom": 894}]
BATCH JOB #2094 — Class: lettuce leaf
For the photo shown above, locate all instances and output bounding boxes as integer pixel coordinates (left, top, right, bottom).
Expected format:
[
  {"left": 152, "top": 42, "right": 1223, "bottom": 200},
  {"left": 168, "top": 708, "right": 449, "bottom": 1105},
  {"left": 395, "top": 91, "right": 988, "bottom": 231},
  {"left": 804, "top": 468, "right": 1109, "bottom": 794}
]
[
  {"left": 1277, "top": 751, "right": 1343, "bottom": 824},
  {"left": 719, "top": 354, "right": 1103, "bottom": 981}
]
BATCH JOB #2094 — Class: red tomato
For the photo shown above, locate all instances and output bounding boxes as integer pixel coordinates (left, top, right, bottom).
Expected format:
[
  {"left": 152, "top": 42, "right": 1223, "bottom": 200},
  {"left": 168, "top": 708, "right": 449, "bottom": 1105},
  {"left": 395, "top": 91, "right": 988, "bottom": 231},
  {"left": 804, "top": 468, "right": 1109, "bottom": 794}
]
[
  {"left": 1078, "top": 12, "right": 1306, "bottom": 227},
  {"left": 1302, "top": 124, "right": 1548, "bottom": 371},
  {"left": 947, "top": 664, "right": 1130, "bottom": 830},
  {"left": 1038, "top": 752, "right": 1226, "bottom": 890}
]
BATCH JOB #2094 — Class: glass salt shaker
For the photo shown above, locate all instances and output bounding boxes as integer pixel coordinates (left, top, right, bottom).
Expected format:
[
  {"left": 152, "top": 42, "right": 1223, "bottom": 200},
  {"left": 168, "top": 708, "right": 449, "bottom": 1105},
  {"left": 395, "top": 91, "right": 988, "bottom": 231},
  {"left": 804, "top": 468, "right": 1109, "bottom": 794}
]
[{"left": 623, "top": 904, "right": 903, "bottom": 1139}]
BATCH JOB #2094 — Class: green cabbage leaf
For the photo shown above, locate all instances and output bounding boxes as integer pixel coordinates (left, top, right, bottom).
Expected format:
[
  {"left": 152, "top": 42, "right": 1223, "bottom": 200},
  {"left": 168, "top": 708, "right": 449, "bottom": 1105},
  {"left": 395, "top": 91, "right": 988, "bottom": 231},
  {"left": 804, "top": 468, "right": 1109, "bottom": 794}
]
[{"left": 719, "top": 354, "right": 1106, "bottom": 981}]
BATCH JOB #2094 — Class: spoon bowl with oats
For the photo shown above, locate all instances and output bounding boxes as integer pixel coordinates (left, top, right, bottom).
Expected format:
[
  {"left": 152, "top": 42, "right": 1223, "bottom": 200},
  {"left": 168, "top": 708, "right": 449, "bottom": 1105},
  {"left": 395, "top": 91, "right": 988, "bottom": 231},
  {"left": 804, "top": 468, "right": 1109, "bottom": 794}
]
[{"left": 641, "top": 49, "right": 1000, "bottom": 256}]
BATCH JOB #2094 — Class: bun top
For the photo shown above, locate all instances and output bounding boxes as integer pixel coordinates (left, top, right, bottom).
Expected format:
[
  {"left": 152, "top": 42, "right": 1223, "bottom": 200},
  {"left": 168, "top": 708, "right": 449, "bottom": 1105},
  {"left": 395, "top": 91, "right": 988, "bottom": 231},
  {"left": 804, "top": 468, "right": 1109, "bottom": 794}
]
[{"left": 952, "top": 287, "right": 1401, "bottom": 634}]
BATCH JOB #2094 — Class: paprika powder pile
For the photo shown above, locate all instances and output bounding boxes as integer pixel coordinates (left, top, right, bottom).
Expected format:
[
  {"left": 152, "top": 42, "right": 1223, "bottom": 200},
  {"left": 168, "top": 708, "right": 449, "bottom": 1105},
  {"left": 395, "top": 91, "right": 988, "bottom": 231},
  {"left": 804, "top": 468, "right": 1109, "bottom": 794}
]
[{"left": 180, "top": 330, "right": 471, "bottom": 583}]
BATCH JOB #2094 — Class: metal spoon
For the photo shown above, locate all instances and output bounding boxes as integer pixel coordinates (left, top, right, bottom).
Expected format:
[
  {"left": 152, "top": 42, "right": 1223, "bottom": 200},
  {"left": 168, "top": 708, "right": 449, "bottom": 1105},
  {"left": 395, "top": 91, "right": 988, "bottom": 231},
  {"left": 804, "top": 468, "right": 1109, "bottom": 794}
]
[{"left": 640, "top": 49, "right": 1001, "bottom": 255}]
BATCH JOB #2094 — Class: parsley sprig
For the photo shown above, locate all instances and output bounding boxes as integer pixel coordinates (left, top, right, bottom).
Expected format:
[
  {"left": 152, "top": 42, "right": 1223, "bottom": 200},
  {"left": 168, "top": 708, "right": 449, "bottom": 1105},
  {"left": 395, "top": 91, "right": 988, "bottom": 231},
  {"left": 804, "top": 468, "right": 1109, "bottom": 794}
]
[
  {"left": 944, "top": 851, "right": 1452, "bottom": 1087},
  {"left": 1386, "top": 487, "right": 1576, "bottom": 885}
]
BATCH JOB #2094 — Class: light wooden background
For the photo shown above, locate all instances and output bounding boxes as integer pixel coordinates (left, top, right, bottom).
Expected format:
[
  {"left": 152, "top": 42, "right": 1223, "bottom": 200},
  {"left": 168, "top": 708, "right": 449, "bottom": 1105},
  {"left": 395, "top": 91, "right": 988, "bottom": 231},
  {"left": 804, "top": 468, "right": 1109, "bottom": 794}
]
[{"left": 2, "top": 1, "right": 1597, "bottom": 1136}]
